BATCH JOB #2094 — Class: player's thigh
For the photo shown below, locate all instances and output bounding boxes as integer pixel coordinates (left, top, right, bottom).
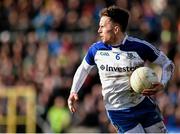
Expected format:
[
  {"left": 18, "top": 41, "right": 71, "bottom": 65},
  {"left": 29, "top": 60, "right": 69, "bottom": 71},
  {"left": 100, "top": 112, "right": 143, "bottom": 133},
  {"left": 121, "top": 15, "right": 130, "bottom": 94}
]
[
  {"left": 144, "top": 121, "right": 167, "bottom": 133},
  {"left": 107, "top": 110, "right": 139, "bottom": 133},
  {"left": 125, "top": 123, "right": 145, "bottom": 133}
]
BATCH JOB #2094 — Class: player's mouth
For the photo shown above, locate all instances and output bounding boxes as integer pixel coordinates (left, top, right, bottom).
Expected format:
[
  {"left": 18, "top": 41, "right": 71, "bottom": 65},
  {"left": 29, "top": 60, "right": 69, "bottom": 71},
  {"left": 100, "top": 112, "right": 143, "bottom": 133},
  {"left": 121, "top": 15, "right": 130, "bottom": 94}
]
[{"left": 99, "top": 35, "right": 103, "bottom": 39}]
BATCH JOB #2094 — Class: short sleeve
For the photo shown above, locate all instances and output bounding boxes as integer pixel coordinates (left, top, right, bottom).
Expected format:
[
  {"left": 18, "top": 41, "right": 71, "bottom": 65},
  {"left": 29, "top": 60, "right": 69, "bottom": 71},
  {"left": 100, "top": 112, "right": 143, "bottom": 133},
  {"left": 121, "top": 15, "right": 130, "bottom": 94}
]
[{"left": 85, "top": 45, "right": 97, "bottom": 65}]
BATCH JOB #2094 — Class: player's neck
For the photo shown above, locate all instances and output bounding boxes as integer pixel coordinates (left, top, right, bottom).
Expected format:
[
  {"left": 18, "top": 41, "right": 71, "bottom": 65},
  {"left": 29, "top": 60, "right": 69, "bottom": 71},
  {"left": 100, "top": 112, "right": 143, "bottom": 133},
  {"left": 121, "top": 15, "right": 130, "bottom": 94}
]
[{"left": 112, "top": 33, "right": 125, "bottom": 46}]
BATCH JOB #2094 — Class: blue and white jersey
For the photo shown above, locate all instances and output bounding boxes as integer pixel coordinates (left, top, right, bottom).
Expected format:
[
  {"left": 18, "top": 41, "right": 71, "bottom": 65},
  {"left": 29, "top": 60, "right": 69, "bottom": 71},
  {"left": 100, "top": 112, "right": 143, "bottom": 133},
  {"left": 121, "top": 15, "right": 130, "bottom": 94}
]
[{"left": 71, "top": 35, "right": 174, "bottom": 110}]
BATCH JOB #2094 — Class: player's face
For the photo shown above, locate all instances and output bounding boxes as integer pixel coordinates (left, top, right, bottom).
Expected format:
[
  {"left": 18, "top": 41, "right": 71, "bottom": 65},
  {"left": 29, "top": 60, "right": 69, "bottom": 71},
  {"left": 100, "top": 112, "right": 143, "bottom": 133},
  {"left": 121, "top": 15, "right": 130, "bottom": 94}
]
[{"left": 98, "top": 16, "right": 116, "bottom": 44}]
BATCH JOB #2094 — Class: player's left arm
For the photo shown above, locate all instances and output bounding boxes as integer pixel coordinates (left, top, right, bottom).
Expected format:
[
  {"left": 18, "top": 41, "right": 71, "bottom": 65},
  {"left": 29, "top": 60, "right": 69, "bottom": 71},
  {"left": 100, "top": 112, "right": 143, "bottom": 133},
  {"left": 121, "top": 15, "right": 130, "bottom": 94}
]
[
  {"left": 143, "top": 51, "right": 175, "bottom": 95},
  {"left": 141, "top": 43, "right": 175, "bottom": 95},
  {"left": 153, "top": 51, "right": 175, "bottom": 87}
]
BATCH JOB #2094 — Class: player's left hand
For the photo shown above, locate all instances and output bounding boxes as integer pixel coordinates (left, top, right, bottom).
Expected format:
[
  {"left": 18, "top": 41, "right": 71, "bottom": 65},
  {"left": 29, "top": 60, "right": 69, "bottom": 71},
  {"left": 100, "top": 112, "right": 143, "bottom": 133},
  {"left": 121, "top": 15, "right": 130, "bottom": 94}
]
[{"left": 142, "top": 82, "right": 164, "bottom": 96}]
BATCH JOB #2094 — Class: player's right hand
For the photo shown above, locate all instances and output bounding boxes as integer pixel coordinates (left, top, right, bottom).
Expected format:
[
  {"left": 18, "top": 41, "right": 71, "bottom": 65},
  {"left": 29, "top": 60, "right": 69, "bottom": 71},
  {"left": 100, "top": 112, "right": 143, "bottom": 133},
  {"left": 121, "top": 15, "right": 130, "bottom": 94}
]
[{"left": 68, "top": 92, "right": 79, "bottom": 113}]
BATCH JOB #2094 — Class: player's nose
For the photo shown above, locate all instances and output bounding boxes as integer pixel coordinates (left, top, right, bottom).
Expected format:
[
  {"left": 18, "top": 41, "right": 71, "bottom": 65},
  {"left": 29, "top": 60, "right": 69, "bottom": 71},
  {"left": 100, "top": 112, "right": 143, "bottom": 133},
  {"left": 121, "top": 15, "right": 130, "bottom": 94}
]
[{"left": 98, "top": 27, "right": 102, "bottom": 33}]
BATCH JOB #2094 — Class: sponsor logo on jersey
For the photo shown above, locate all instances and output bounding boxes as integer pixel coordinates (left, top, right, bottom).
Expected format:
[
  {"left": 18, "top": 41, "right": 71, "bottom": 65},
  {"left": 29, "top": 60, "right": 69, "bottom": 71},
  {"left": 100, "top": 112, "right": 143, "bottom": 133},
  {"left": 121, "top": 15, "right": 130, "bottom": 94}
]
[
  {"left": 100, "top": 65, "right": 139, "bottom": 72},
  {"left": 126, "top": 53, "right": 136, "bottom": 59},
  {"left": 100, "top": 52, "right": 109, "bottom": 56},
  {"left": 100, "top": 65, "right": 105, "bottom": 70}
]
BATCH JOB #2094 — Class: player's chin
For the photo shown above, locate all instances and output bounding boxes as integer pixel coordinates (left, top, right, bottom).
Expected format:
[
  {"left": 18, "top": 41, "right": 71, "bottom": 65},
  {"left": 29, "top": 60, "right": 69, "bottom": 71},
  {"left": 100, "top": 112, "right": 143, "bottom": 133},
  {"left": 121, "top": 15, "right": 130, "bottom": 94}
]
[
  {"left": 100, "top": 38, "right": 105, "bottom": 43},
  {"left": 101, "top": 40, "right": 109, "bottom": 44},
  {"left": 100, "top": 37, "right": 106, "bottom": 43},
  {"left": 101, "top": 41, "right": 106, "bottom": 44}
]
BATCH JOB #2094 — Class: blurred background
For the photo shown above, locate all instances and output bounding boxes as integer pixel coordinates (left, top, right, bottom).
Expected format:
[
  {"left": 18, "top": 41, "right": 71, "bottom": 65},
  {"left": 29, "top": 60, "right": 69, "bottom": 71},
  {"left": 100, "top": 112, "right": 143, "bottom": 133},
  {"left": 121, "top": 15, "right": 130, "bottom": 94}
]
[{"left": 0, "top": 0, "right": 180, "bottom": 133}]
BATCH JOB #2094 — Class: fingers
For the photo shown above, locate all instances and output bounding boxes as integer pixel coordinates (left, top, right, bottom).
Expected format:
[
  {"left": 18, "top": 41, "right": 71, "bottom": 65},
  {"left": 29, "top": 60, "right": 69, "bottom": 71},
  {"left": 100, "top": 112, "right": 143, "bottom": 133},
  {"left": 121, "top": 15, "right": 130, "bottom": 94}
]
[
  {"left": 142, "top": 86, "right": 160, "bottom": 96},
  {"left": 68, "top": 92, "right": 79, "bottom": 113},
  {"left": 152, "top": 82, "right": 164, "bottom": 88},
  {"left": 142, "top": 87, "right": 157, "bottom": 96},
  {"left": 141, "top": 82, "right": 165, "bottom": 96},
  {"left": 68, "top": 100, "right": 76, "bottom": 113},
  {"left": 142, "top": 90, "right": 156, "bottom": 96}
]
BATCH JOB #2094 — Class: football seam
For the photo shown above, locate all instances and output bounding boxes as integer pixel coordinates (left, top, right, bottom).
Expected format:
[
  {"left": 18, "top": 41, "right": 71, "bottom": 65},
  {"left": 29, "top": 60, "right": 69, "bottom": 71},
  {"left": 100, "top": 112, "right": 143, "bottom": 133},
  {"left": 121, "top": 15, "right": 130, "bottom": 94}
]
[{"left": 136, "top": 69, "right": 147, "bottom": 92}]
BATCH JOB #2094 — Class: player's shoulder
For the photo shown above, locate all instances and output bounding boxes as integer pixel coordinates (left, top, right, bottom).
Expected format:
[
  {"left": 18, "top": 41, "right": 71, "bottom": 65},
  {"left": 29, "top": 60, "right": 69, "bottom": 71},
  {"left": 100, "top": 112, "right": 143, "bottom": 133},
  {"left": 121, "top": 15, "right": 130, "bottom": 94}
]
[
  {"left": 126, "top": 36, "right": 153, "bottom": 47},
  {"left": 85, "top": 41, "right": 111, "bottom": 65},
  {"left": 125, "top": 35, "right": 160, "bottom": 61}
]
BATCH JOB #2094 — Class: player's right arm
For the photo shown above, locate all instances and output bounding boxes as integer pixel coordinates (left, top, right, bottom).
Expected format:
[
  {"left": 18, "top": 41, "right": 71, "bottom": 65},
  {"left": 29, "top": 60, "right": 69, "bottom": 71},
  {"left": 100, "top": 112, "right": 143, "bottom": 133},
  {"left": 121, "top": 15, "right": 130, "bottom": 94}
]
[{"left": 68, "top": 59, "right": 94, "bottom": 113}]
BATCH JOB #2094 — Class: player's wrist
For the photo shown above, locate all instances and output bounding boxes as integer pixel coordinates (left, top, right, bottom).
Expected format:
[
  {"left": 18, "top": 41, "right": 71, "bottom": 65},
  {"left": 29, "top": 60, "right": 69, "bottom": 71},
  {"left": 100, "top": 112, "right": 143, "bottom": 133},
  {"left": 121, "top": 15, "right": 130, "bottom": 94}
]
[
  {"left": 70, "top": 90, "right": 78, "bottom": 94},
  {"left": 153, "top": 82, "right": 165, "bottom": 92}
]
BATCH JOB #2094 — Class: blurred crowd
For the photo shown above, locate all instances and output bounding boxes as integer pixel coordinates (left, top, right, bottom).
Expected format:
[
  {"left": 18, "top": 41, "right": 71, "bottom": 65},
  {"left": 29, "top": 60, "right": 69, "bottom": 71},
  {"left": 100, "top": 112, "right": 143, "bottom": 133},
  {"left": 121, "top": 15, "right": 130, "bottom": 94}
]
[{"left": 0, "top": 0, "right": 180, "bottom": 133}]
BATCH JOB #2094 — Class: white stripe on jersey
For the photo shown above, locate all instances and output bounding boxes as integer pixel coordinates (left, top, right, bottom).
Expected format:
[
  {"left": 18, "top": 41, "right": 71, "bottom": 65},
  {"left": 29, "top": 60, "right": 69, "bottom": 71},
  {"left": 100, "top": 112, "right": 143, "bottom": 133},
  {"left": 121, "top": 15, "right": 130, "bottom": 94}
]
[
  {"left": 153, "top": 51, "right": 175, "bottom": 86},
  {"left": 127, "top": 36, "right": 160, "bottom": 56}
]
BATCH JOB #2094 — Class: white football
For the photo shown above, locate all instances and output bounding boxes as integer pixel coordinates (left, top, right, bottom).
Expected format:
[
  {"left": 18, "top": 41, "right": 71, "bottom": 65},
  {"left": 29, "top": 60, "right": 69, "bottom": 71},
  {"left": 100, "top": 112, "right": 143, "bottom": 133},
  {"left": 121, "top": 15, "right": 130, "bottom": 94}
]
[{"left": 130, "top": 67, "right": 158, "bottom": 93}]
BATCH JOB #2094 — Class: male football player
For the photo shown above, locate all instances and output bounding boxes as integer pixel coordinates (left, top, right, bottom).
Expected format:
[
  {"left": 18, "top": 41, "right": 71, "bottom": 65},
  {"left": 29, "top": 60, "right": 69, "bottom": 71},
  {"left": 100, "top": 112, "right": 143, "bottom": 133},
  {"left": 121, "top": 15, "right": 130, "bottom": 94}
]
[{"left": 68, "top": 6, "right": 174, "bottom": 133}]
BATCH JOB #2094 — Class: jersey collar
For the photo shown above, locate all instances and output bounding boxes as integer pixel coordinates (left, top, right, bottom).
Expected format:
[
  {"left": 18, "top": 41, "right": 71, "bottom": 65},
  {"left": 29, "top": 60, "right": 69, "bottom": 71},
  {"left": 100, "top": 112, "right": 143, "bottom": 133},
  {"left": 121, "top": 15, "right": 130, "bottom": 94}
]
[
  {"left": 111, "top": 34, "right": 128, "bottom": 48},
  {"left": 122, "top": 34, "right": 128, "bottom": 45}
]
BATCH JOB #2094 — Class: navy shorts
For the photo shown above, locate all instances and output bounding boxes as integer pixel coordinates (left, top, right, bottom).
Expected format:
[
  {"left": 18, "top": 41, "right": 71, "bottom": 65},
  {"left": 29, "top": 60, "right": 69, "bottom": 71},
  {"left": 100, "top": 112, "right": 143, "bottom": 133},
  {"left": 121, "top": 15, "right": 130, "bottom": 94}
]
[{"left": 107, "top": 97, "right": 163, "bottom": 133}]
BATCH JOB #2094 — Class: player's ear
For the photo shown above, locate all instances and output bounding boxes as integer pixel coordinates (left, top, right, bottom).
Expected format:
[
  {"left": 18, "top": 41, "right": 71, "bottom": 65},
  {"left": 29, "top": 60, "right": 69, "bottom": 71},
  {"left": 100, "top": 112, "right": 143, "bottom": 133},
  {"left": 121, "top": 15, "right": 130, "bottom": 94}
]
[{"left": 114, "top": 25, "right": 120, "bottom": 34}]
